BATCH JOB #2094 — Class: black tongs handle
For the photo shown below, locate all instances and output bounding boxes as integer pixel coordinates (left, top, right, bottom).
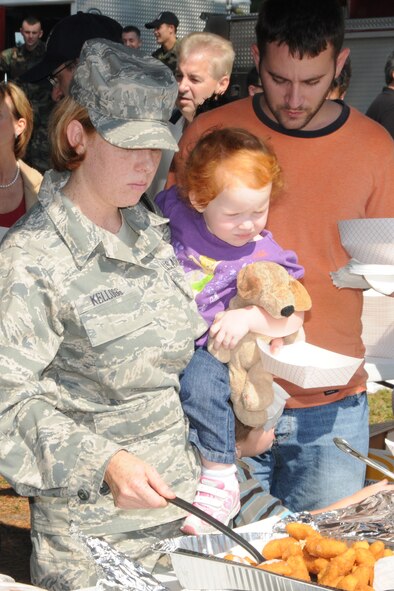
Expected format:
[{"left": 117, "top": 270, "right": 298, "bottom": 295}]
[{"left": 168, "top": 495, "right": 265, "bottom": 564}]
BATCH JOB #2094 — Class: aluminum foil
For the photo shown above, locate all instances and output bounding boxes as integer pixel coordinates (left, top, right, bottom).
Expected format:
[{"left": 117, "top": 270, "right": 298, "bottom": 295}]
[
  {"left": 154, "top": 530, "right": 270, "bottom": 557},
  {"left": 71, "top": 526, "right": 168, "bottom": 591},
  {"left": 274, "top": 490, "right": 394, "bottom": 542}
]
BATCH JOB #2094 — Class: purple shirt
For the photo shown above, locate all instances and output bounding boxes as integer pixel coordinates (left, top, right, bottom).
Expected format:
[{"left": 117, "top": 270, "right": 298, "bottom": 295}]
[{"left": 156, "top": 186, "right": 304, "bottom": 346}]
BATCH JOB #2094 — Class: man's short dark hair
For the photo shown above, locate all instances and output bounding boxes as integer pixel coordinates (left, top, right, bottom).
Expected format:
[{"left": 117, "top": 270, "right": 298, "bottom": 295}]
[
  {"left": 122, "top": 25, "right": 141, "bottom": 38},
  {"left": 256, "top": 0, "right": 344, "bottom": 60},
  {"left": 22, "top": 15, "right": 41, "bottom": 27},
  {"left": 384, "top": 50, "right": 394, "bottom": 86}
]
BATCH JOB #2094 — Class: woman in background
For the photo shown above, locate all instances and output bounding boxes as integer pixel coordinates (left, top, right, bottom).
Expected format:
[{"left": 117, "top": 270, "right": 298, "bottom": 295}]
[{"left": 0, "top": 81, "right": 42, "bottom": 237}]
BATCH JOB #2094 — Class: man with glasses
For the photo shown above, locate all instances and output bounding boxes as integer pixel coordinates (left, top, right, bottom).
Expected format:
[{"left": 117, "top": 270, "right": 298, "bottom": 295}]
[
  {"left": 21, "top": 11, "right": 122, "bottom": 102},
  {"left": 0, "top": 15, "right": 53, "bottom": 172},
  {"left": 47, "top": 60, "right": 78, "bottom": 101}
]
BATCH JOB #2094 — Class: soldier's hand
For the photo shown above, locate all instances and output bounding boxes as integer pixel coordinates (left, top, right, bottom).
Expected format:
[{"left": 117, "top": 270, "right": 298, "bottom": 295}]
[{"left": 103, "top": 450, "right": 176, "bottom": 509}]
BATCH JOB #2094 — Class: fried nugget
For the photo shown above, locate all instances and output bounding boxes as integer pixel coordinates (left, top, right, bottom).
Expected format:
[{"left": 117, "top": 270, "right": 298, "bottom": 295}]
[
  {"left": 282, "top": 542, "right": 304, "bottom": 560},
  {"left": 286, "top": 555, "right": 311, "bottom": 582},
  {"left": 354, "top": 547, "right": 376, "bottom": 567},
  {"left": 351, "top": 564, "right": 372, "bottom": 587},
  {"left": 285, "top": 522, "right": 318, "bottom": 540},
  {"left": 257, "top": 560, "right": 293, "bottom": 576},
  {"left": 352, "top": 540, "right": 370, "bottom": 550},
  {"left": 318, "top": 563, "right": 343, "bottom": 587},
  {"left": 262, "top": 536, "right": 300, "bottom": 560},
  {"left": 336, "top": 573, "right": 359, "bottom": 591},
  {"left": 301, "top": 547, "right": 328, "bottom": 576},
  {"left": 330, "top": 547, "right": 356, "bottom": 576},
  {"left": 223, "top": 553, "right": 256, "bottom": 565},
  {"left": 305, "top": 535, "right": 348, "bottom": 559},
  {"left": 369, "top": 540, "right": 385, "bottom": 560},
  {"left": 311, "top": 557, "right": 330, "bottom": 576}
]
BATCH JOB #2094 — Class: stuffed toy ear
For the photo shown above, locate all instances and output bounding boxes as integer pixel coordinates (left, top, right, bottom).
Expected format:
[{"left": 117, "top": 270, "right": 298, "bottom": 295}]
[
  {"left": 237, "top": 265, "right": 260, "bottom": 300},
  {"left": 290, "top": 278, "right": 312, "bottom": 311}
]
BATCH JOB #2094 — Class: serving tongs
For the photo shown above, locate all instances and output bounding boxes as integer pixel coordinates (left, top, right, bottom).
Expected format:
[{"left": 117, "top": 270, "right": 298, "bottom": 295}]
[
  {"left": 168, "top": 496, "right": 265, "bottom": 564},
  {"left": 334, "top": 436, "right": 394, "bottom": 480}
]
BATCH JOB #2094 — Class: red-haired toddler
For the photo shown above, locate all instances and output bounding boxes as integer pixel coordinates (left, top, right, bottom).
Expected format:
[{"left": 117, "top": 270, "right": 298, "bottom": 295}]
[{"left": 156, "top": 128, "right": 305, "bottom": 534}]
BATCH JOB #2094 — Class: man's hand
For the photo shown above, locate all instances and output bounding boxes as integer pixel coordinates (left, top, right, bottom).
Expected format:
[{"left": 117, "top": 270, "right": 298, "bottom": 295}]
[{"left": 104, "top": 450, "right": 175, "bottom": 510}]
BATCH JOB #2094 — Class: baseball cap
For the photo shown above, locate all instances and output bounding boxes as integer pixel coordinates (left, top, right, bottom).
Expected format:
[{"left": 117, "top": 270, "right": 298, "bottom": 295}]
[
  {"left": 69, "top": 39, "right": 179, "bottom": 151},
  {"left": 20, "top": 11, "right": 122, "bottom": 82},
  {"left": 145, "top": 11, "right": 179, "bottom": 29}
]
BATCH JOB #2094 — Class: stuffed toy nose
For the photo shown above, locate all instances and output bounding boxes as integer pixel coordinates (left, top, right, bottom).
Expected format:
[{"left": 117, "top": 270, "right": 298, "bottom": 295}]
[{"left": 281, "top": 305, "right": 295, "bottom": 317}]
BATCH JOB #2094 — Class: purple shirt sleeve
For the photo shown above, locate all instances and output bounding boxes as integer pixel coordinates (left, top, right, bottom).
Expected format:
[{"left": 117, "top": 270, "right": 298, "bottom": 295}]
[{"left": 155, "top": 186, "right": 304, "bottom": 346}]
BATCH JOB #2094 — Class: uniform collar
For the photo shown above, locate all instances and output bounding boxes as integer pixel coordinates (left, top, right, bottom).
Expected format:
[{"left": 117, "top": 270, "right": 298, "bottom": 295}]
[{"left": 38, "top": 170, "right": 168, "bottom": 268}]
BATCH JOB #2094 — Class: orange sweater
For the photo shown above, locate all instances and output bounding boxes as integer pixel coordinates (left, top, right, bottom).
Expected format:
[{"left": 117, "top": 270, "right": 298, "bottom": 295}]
[{"left": 172, "top": 96, "right": 394, "bottom": 408}]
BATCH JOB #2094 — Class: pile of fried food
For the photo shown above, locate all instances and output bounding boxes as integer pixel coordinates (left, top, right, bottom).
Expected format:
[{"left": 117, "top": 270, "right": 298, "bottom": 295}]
[{"left": 224, "top": 522, "right": 393, "bottom": 591}]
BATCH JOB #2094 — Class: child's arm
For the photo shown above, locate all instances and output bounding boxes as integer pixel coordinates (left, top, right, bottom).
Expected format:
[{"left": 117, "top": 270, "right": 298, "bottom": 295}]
[{"left": 209, "top": 306, "right": 304, "bottom": 351}]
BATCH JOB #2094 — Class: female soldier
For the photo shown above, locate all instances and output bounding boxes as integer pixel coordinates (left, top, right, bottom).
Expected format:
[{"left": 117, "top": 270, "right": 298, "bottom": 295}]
[{"left": 0, "top": 39, "right": 205, "bottom": 591}]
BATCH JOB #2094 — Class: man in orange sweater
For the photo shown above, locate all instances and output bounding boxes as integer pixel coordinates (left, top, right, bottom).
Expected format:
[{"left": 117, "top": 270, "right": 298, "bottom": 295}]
[{"left": 170, "top": 0, "right": 394, "bottom": 512}]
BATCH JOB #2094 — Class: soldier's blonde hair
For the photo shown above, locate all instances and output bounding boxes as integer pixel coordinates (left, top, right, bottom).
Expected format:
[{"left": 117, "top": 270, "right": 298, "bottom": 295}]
[
  {"left": 0, "top": 81, "right": 33, "bottom": 160},
  {"left": 49, "top": 95, "right": 95, "bottom": 171},
  {"left": 177, "top": 32, "right": 235, "bottom": 79}
]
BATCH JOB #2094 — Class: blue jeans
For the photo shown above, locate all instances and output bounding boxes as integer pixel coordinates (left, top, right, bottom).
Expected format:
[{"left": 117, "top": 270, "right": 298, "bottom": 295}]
[
  {"left": 179, "top": 347, "right": 236, "bottom": 464},
  {"left": 244, "top": 392, "right": 369, "bottom": 513}
]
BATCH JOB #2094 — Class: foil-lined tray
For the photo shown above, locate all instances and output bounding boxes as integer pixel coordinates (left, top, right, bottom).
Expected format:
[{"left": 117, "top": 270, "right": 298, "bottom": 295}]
[
  {"left": 168, "top": 491, "right": 394, "bottom": 591},
  {"left": 67, "top": 492, "right": 394, "bottom": 591},
  {"left": 171, "top": 548, "right": 336, "bottom": 591}
]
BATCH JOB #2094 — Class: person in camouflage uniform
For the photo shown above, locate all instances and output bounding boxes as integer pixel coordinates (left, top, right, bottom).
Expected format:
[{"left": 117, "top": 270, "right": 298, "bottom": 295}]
[
  {"left": 0, "top": 39, "right": 206, "bottom": 591},
  {"left": 0, "top": 16, "right": 53, "bottom": 172},
  {"left": 145, "top": 11, "right": 179, "bottom": 74}
]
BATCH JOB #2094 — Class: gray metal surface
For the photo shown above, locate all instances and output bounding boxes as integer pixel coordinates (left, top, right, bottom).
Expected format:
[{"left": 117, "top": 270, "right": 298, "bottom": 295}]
[
  {"left": 228, "top": 15, "right": 257, "bottom": 72},
  {"left": 75, "top": 0, "right": 230, "bottom": 55},
  {"left": 345, "top": 16, "right": 394, "bottom": 31}
]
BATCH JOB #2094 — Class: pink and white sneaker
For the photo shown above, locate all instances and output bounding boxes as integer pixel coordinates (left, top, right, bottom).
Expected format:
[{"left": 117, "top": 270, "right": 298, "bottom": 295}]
[{"left": 181, "top": 473, "right": 241, "bottom": 535}]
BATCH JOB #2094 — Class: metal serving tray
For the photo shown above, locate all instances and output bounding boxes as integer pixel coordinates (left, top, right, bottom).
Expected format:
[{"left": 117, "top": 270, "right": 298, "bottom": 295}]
[
  {"left": 170, "top": 530, "right": 394, "bottom": 591},
  {"left": 171, "top": 548, "right": 332, "bottom": 591}
]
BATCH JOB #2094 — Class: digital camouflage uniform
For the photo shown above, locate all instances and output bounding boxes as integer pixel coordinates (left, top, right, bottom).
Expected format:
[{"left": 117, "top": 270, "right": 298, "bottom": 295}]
[
  {"left": 0, "top": 41, "right": 52, "bottom": 172},
  {"left": 0, "top": 170, "right": 205, "bottom": 590},
  {"left": 152, "top": 40, "right": 178, "bottom": 74}
]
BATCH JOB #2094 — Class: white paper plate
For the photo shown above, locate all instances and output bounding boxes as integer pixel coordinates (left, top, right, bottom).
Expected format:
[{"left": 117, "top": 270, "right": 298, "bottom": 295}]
[
  {"left": 258, "top": 341, "right": 363, "bottom": 389},
  {"left": 364, "top": 275, "right": 394, "bottom": 295},
  {"left": 348, "top": 263, "right": 394, "bottom": 276}
]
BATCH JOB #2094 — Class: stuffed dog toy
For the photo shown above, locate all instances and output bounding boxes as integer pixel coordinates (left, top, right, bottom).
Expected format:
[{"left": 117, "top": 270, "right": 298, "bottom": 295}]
[{"left": 208, "top": 261, "right": 312, "bottom": 428}]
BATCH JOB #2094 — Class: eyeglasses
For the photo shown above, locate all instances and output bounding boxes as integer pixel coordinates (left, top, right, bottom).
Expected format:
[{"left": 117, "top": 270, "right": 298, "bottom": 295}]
[{"left": 47, "top": 60, "right": 76, "bottom": 87}]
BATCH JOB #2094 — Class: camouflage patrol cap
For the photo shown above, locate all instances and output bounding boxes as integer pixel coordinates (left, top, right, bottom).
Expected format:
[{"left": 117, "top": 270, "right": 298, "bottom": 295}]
[{"left": 69, "top": 38, "right": 179, "bottom": 151}]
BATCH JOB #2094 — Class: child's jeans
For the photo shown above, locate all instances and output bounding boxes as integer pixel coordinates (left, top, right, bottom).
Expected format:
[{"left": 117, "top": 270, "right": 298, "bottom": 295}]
[{"left": 179, "top": 347, "right": 236, "bottom": 464}]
